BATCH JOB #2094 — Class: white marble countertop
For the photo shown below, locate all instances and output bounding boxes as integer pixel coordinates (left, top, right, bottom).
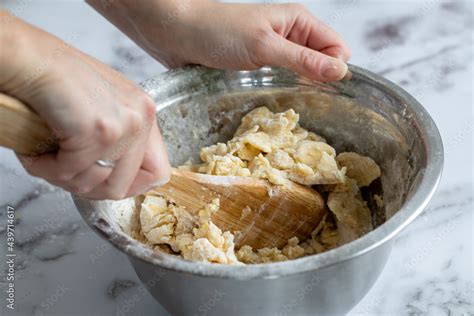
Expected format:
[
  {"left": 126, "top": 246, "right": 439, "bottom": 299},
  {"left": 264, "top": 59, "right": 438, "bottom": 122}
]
[{"left": 0, "top": 1, "right": 472, "bottom": 315}]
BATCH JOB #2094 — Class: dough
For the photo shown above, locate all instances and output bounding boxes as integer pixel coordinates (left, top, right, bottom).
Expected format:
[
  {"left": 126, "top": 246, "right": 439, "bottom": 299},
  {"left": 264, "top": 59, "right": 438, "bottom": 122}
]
[
  {"left": 336, "top": 152, "right": 381, "bottom": 187},
  {"left": 195, "top": 107, "right": 346, "bottom": 185},
  {"left": 140, "top": 195, "right": 240, "bottom": 264},
  {"left": 133, "top": 107, "right": 382, "bottom": 264}
]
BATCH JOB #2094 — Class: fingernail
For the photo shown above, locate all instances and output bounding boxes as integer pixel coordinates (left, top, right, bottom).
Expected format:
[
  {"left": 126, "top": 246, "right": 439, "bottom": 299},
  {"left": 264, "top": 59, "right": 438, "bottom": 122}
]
[
  {"left": 154, "top": 160, "right": 172, "bottom": 188},
  {"left": 150, "top": 171, "right": 171, "bottom": 188},
  {"left": 321, "top": 58, "right": 348, "bottom": 81}
]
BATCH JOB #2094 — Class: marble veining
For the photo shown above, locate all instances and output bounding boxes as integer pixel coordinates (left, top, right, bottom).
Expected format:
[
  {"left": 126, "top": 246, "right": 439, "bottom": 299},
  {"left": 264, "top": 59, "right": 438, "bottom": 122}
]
[
  {"left": 106, "top": 279, "right": 138, "bottom": 299},
  {"left": 0, "top": 1, "right": 472, "bottom": 315}
]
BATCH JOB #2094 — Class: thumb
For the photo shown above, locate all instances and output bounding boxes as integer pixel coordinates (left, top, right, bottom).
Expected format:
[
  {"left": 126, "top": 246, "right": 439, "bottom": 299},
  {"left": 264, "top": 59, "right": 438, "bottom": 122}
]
[{"left": 259, "top": 35, "right": 348, "bottom": 82}]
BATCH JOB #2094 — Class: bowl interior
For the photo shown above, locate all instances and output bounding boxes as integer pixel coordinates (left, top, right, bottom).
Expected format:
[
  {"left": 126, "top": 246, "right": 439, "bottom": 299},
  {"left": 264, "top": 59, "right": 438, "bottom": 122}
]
[
  {"left": 149, "top": 66, "right": 422, "bottom": 223},
  {"left": 73, "top": 66, "right": 442, "bottom": 278}
]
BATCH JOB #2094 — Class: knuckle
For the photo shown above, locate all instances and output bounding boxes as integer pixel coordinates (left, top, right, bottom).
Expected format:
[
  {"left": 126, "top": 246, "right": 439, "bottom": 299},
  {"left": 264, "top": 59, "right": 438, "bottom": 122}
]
[
  {"left": 298, "top": 49, "right": 317, "bottom": 70},
  {"left": 96, "top": 118, "right": 122, "bottom": 146},
  {"left": 140, "top": 94, "right": 156, "bottom": 129},
  {"left": 128, "top": 109, "right": 144, "bottom": 135}
]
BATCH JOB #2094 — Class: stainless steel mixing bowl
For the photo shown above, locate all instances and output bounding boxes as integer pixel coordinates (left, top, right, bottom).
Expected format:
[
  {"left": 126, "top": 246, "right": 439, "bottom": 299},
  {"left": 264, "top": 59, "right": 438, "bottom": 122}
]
[{"left": 73, "top": 65, "right": 443, "bottom": 315}]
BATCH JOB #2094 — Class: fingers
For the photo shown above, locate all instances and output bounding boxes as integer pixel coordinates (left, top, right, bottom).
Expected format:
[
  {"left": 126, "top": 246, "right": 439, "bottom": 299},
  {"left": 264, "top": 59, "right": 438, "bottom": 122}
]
[
  {"left": 45, "top": 133, "right": 146, "bottom": 199},
  {"left": 93, "top": 108, "right": 170, "bottom": 199},
  {"left": 257, "top": 34, "right": 348, "bottom": 82},
  {"left": 143, "top": 122, "right": 171, "bottom": 182},
  {"left": 124, "top": 169, "right": 161, "bottom": 198},
  {"left": 19, "top": 111, "right": 138, "bottom": 182},
  {"left": 125, "top": 122, "right": 171, "bottom": 197},
  {"left": 304, "top": 17, "right": 351, "bottom": 62},
  {"left": 256, "top": 3, "right": 350, "bottom": 80},
  {"left": 19, "top": 90, "right": 170, "bottom": 200},
  {"left": 40, "top": 123, "right": 170, "bottom": 200},
  {"left": 320, "top": 46, "right": 351, "bottom": 62},
  {"left": 281, "top": 4, "right": 351, "bottom": 62},
  {"left": 47, "top": 164, "right": 114, "bottom": 195},
  {"left": 82, "top": 114, "right": 151, "bottom": 199},
  {"left": 79, "top": 120, "right": 169, "bottom": 200},
  {"left": 81, "top": 126, "right": 170, "bottom": 200},
  {"left": 94, "top": 140, "right": 147, "bottom": 199}
]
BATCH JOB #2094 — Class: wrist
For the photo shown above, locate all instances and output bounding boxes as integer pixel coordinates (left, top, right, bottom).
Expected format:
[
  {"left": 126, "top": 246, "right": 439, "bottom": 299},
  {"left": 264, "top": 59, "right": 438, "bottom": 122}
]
[
  {"left": 86, "top": 0, "right": 216, "bottom": 45},
  {"left": 0, "top": 10, "right": 71, "bottom": 92}
]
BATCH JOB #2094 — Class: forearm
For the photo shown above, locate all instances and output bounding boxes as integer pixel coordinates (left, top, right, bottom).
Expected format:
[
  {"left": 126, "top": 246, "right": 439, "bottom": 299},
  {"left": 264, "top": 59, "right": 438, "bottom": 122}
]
[
  {"left": 85, "top": 0, "right": 213, "bottom": 64},
  {"left": 86, "top": 0, "right": 212, "bottom": 25},
  {"left": 86, "top": 0, "right": 187, "bottom": 35},
  {"left": 0, "top": 10, "right": 72, "bottom": 92},
  {"left": 0, "top": 10, "right": 30, "bottom": 89}
]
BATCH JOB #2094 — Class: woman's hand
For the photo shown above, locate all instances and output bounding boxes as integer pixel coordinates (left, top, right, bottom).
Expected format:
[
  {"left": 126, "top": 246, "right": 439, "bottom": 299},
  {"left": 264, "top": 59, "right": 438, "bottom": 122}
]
[
  {"left": 0, "top": 11, "right": 170, "bottom": 199},
  {"left": 87, "top": 1, "right": 351, "bottom": 82}
]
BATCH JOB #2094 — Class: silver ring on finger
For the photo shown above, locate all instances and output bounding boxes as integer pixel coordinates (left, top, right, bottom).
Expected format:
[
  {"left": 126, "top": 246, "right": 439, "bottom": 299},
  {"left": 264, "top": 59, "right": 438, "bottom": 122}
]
[{"left": 95, "top": 159, "right": 116, "bottom": 168}]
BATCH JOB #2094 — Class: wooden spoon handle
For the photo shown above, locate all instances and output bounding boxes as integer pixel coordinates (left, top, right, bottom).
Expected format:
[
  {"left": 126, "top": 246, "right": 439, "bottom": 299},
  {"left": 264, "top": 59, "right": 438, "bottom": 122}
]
[{"left": 0, "top": 92, "right": 57, "bottom": 155}]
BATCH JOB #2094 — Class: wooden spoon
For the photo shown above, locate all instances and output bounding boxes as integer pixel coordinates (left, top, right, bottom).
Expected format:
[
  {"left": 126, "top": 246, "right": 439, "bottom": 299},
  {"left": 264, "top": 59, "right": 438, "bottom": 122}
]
[
  {"left": 149, "top": 169, "right": 325, "bottom": 248},
  {"left": 0, "top": 92, "right": 326, "bottom": 249}
]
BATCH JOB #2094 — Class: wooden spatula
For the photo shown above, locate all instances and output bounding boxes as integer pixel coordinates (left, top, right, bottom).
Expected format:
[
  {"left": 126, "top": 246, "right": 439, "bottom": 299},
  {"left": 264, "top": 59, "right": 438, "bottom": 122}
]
[
  {"left": 0, "top": 92, "right": 326, "bottom": 249},
  {"left": 150, "top": 168, "right": 325, "bottom": 248}
]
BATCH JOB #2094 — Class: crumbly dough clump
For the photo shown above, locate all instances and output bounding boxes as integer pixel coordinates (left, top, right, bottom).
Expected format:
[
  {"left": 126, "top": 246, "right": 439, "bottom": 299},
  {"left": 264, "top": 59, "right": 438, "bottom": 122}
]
[
  {"left": 190, "top": 107, "right": 346, "bottom": 185},
  {"left": 134, "top": 107, "right": 382, "bottom": 264},
  {"left": 140, "top": 195, "right": 240, "bottom": 264}
]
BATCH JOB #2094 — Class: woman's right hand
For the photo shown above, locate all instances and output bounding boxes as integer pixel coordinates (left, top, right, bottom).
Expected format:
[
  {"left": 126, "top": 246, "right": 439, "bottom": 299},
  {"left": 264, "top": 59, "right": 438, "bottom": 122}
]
[
  {"left": 0, "top": 10, "right": 170, "bottom": 199},
  {"left": 87, "top": 1, "right": 351, "bottom": 82}
]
